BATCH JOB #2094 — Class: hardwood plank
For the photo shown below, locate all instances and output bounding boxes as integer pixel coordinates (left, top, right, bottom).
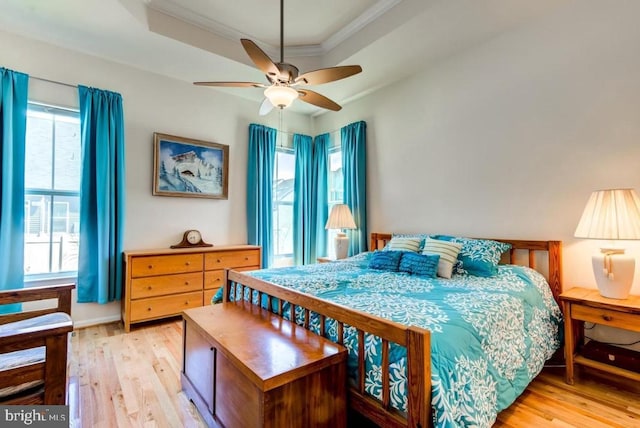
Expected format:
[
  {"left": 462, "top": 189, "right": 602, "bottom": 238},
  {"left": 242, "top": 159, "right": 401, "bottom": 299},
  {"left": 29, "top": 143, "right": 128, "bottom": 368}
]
[
  {"left": 71, "top": 320, "right": 206, "bottom": 428},
  {"left": 71, "top": 321, "right": 640, "bottom": 428}
]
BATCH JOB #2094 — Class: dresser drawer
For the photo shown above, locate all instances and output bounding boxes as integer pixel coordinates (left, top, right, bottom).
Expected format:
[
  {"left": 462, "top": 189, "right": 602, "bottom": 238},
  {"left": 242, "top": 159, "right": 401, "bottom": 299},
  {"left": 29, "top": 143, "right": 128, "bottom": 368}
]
[
  {"left": 204, "top": 270, "right": 224, "bottom": 290},
  {"left": 131, "top": 291, "right": 203, "bottom": 322},
  {"left": 571, "top": 304, "right": 638, "bottom": 330},
  {"left": 131, "top": 272, "right": 203, "bottom": 299},
  {"left": 203, "top": 288, "right": 220, "bottom": 305},
  {"left": 131, "top": 254, "right": 203, "bottom": 277},
  {"left": 205, "top": 250, "right": 260, "bottom": 270}
]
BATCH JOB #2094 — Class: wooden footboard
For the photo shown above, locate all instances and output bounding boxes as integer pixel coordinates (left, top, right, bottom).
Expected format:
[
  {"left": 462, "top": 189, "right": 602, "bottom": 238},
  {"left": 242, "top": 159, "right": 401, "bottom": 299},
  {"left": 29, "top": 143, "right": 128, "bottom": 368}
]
[
  {"left": 225, "top": 233, "right": 563, "bottom": 427},
  {"left": 223, "top": 270, "right": 431, "bottom": 428}
]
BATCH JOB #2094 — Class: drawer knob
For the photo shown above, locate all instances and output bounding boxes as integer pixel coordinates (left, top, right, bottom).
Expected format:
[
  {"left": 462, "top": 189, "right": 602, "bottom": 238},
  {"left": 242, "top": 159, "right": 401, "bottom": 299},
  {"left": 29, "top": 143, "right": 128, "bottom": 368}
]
[
  {"left": 186, "top": 261, "right": 190, "bottom": 266},
  {"left": 147, "top": 307, "right": 152, "bottom": 311},
  {"left": 185, "top": 281, "right": 189, "bottom": 285},
  {"left": 148, "top": 265, "right": 153, "bottom": 269},
  {"left": 217, "top": 259, "right": 221, "bottom": 263},
  {"left": 245, "top": 257, "right": 249, "bottom": 261},
  {"left": 147, "top": 286, "right": 152, "bottom": 290},
  {"left": 602, "top": 314, "right": 613, "bottom": 322}
]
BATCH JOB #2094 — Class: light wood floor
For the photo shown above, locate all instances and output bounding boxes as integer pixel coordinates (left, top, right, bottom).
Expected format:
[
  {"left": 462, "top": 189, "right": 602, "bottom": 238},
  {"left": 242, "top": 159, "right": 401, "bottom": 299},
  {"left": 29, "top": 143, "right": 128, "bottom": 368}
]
[{"left": 70, "top": 319, "right": 640, "bottom": 427}]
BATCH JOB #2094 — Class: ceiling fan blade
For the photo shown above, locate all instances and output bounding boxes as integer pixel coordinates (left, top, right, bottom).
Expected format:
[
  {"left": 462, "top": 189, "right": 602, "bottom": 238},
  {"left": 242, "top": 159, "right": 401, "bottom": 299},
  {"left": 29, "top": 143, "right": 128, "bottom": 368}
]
[
  {"left": 295, "top": 65, "right": 362, "bottom": 85},
  {"left": 297, "top": 89, "right": 341, "bottom": 111},
  {"left": 194, "top": 81, "right": 265, "bottom": 88},
  {"left": 259, "top": 98, "right": 274, "bottom": 116},
  {"left": 241, "top": 39, "right": 280, "bottom": 79}
]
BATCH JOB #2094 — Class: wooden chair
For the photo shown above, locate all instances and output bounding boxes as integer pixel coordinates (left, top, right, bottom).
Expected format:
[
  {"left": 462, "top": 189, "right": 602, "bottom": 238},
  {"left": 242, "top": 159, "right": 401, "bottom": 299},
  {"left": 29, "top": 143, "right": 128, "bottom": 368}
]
[{"left": 0, "top": 283, "right": 75, "bottom": 405}]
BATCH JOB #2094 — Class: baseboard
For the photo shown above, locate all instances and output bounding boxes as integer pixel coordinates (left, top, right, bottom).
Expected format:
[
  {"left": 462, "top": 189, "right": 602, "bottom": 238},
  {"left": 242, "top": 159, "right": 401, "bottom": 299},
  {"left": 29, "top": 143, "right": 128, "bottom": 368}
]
[{"left": 73, "top": 314, "right": 121, "bottom": 329}]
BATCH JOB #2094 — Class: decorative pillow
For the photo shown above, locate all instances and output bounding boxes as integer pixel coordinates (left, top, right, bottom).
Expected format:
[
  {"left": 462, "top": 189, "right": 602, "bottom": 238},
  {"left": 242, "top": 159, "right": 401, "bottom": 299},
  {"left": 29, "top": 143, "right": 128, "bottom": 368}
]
[
  {"left": 369, "top": 250, "right": 403, "bottom": 271},
  {"left": 434, "top": 235, "right": 512, "bottom": 277},
  {"left": 384, "top": 237, "right": 423, "bottom": 253},
  {"left": 212, "top": 287, "right": 223, "bottom": 304},
  {"left": 398, "top": 252, "right": 440, "bottom": 277},
  {"left": 421, "top": 238, "right": 462, "bottom": 279}
]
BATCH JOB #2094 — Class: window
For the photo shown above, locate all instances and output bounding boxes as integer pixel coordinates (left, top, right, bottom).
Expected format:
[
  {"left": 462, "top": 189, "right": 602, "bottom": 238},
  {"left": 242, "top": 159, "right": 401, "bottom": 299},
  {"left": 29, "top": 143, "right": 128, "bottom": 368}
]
[
  {"left": 272, "top": 148, "right": 295, "bottom": 266},
  {"left": 326, "top": 146, "right": 343, "bottom": 258},
  {"left": 24, "top": 103, "right": 81, "bottom": 277}
]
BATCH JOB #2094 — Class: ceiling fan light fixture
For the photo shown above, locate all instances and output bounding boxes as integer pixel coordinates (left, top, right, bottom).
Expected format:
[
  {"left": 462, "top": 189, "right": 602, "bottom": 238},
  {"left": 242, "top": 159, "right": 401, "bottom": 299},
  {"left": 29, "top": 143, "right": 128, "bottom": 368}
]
[{"left": 264, "top": 85, "right": 299, "bottom": 109}]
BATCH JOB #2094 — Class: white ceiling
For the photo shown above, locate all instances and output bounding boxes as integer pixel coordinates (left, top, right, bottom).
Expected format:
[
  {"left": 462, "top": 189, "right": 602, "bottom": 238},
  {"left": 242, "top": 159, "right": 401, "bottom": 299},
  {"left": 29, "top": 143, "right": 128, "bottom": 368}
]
[{"left": 0, "top": 0, "right": 571, "bottom": 115}]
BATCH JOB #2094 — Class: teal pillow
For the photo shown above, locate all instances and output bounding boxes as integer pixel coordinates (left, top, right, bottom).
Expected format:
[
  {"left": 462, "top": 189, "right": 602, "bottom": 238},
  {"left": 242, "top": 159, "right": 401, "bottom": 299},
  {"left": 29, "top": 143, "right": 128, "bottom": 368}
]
[
  {"left": 369, "top": 250, "right": 403, "bottom": 271},
  {"left": 434, "top": 235, "right": 511, "bottom": 277},
  {"left": 212, "top": 288, "right": 223, "bottom": 304},
  {"left": 399, "top": 252, "right": 440, "bottom": 277}
]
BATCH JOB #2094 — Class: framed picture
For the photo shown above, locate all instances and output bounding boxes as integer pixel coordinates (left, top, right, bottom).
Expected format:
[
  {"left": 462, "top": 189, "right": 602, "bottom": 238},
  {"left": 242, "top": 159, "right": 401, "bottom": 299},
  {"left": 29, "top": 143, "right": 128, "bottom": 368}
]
[{"left": 153, "top": 133, "right": 229, "bottom": 199}]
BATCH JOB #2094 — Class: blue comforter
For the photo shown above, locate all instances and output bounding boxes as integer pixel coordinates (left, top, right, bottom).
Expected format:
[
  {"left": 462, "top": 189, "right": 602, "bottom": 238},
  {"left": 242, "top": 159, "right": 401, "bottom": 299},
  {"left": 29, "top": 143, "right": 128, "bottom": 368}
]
[{"left": 227, "top": 252, "right": 562, "bottom": 427}]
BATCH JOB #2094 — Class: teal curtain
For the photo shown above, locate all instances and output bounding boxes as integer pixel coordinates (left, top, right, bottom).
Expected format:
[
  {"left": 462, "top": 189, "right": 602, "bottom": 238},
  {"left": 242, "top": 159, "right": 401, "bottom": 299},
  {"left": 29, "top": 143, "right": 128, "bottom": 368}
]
[
  {"left": 247, "top": 124, "right": 276, "bottom": 268},
  {"left": 293, "top": 133, "right": 313, "bottom": 265},
  {"left": 312, "top": 133, "right": 330, "bottom": 258},
  {"left": 341, "top": 121, "right": 367, "bottom": 256},
  {"left": 0, "top": 67, "right": 28, "bottom": 312},
  {"left": 77, "top": 85, "right": 126, "bottom": 304}
]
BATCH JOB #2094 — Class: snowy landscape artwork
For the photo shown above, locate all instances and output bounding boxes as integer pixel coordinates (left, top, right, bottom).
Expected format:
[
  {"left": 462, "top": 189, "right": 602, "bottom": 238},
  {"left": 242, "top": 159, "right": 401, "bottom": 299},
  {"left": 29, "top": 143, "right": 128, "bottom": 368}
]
[{"left": 153, "top": 133, "right": 229, "bottom": 199}]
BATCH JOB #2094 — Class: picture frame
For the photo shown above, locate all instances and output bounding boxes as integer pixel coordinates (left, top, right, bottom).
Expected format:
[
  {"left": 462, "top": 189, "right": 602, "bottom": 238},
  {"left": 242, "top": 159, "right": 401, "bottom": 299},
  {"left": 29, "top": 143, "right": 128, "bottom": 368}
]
[{"left": 153, "top": 132, "right": 229, "bottom": 199}]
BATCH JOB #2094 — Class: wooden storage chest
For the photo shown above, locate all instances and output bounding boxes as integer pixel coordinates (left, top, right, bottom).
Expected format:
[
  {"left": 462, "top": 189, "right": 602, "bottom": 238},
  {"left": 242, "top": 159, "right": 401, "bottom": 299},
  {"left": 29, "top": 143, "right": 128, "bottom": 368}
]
[{"left": 182, "top": 301, "right": 347, "bottom": 428}]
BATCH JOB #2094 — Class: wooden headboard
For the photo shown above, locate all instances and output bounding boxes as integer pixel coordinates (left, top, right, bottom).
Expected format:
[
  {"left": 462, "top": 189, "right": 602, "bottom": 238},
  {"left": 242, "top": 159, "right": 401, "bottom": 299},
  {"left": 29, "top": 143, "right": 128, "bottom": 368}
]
[{"left": 369, "top": 232, "right": 563, "bottom": 304}]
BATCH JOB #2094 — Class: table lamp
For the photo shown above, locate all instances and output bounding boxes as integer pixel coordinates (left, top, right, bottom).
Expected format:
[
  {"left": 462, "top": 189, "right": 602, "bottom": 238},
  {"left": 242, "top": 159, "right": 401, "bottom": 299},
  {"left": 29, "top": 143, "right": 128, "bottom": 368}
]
[
  {"left": 574, "top": 188, "right": 640, "bottom": 299},
  {"left": 325, "top": 204, "right": 357, "bottom": 259}
]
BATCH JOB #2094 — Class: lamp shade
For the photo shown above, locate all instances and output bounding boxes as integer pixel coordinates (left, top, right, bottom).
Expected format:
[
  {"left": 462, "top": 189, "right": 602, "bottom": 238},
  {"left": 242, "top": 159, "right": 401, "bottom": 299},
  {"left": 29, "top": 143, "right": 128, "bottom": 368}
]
[
  {"left": 574, "top": 188, "right": 640, "bottom": 240},
  {"left": 325, "top": 204, "right": 357, "bottom": 230},
  {"left": 264, "top": 85, "right": 299, "bottom": 109}
]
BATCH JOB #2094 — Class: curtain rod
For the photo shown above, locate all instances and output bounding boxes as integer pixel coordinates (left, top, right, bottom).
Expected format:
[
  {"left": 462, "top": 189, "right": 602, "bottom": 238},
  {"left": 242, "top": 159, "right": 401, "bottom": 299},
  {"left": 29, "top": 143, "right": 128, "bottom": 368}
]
[
  {"left": 30, "top": 75, "right": 78, "bottom": 89},
  {"left": 276, "top": 128, "right": 341, "bottom": 137}
]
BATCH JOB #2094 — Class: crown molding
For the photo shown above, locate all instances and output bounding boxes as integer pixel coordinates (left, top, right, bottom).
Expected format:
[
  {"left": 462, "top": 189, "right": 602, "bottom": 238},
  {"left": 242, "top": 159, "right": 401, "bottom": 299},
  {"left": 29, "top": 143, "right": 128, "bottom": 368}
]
[{"left": 145, "top": 0, "right": 402, "bottom": 58}]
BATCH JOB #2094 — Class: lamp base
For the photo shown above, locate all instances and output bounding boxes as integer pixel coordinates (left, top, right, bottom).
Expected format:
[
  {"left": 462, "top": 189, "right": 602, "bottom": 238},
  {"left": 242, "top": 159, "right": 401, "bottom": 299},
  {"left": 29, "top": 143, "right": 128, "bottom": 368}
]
[
  {"left": 591, "top": 250, "right": 635, "bottom": 299},
  {"left": 334, "top": 233, "right": 350, "bottom": 260}
]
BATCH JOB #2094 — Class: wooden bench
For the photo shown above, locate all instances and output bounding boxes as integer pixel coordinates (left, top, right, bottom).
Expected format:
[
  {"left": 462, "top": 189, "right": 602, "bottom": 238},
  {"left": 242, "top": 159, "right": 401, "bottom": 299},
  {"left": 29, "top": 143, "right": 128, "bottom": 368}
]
[{"left": 181, "top": 300, "right": 348, "bottom": 428}]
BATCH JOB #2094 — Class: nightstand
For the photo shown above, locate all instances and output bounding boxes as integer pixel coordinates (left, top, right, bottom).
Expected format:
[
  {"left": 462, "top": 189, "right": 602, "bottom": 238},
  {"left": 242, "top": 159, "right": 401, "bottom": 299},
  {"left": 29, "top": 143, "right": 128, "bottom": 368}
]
[
  {"left": 560, "top": 287, "right": 640, "bottom": 384},
  {"left": 317, "top": 257, "right": 334, "bottom": 263}
]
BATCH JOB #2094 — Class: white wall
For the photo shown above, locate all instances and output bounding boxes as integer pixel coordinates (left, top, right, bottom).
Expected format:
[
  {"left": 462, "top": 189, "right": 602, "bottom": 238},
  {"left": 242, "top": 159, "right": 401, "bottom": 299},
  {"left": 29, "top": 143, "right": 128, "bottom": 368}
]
[
  {"left": 315, "top": 1, "right": 640, "bottom": 348},
  {"left": 0, "top": 30, "right": 311, "bottom": 326},
  {"left": 4, "top": 0, "right": 640, "bottom": 349}
]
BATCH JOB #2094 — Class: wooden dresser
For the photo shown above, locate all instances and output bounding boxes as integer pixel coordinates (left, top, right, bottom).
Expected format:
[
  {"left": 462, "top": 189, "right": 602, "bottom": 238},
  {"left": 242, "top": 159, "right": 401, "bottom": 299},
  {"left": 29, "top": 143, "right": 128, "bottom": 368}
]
[{"left": 122, "top": 245, "right": 261, "bottom": 332}]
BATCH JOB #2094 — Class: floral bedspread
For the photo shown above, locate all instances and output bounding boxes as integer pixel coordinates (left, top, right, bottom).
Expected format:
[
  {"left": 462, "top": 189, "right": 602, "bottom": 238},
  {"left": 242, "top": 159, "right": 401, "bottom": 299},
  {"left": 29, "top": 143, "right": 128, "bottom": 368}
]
[{"left": 228, "top": 253, "right": 562, "bottom": 427}]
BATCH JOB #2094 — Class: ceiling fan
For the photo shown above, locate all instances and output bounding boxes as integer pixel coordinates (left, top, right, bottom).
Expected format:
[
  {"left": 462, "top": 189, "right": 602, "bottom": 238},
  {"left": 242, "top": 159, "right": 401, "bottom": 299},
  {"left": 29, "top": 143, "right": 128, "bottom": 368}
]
[{"left": 194, "top": 0, "right": 362, "bottom": 115}]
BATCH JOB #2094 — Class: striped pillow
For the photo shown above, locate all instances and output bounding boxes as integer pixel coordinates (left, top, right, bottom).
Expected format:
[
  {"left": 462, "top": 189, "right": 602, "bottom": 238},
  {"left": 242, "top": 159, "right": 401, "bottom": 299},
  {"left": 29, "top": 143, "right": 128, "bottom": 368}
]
[
  {"left": 385, "top": 237, "right": 422, "bottom": 253},
  {"left": 422, "top": 238, "right": 462, "bottom": 279}
]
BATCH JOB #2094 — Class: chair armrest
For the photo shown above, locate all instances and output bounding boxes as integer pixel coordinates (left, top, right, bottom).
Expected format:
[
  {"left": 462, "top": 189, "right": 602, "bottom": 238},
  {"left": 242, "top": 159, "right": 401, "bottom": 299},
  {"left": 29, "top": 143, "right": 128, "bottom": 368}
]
[{"left": 0, "top": 284, "right": 75, "bottom": 323}]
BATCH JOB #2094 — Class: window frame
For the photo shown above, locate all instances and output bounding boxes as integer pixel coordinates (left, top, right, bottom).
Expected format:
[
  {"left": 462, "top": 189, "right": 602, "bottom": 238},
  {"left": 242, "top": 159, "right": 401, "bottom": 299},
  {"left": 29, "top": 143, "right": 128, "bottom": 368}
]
[
  {"left": 272, "top": 146, "right": 295, "bottom": 265},
  {"left": 24, "top": 102, "right": 81, "bottom": 283},
  {"left": 326, "top": 144, "right": 344, "bottom": 258}
]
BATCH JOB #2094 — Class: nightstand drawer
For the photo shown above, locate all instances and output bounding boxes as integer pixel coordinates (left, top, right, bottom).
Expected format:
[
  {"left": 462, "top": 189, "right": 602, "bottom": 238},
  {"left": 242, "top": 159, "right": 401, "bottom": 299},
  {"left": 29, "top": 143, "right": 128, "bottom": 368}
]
[{"left": 571, "top": 305, "right": 638, "bottom": 330}]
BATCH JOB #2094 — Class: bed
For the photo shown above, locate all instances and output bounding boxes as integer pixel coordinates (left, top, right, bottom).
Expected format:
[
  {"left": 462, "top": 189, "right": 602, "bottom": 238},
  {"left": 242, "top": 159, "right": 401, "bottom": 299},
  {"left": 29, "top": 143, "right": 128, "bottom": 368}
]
[{"left": 222, "top": 232, "right": 563, "bottom": 427}]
